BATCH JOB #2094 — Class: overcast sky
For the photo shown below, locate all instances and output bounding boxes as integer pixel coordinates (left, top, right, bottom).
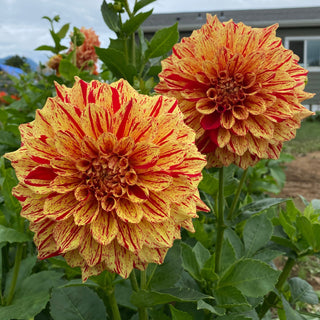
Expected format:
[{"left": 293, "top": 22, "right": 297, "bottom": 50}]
[{"left": 1, "top": 0, "right": 320, "bottom": 64}]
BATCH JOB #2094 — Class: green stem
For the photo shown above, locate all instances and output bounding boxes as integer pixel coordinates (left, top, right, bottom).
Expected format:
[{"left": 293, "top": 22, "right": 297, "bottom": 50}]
[
  {"left": 139, "top": 270, "right": 148, "bottom": 320},
  {"left": 130, "top": 270, "right": 148, "bottom": 320},
  {"left": 106, "top": 286, "right": 122, "bottom": 320},
  {"left": 258, "top": 257, "right": 295, "bottom": 319},
  {"left": 227, "top": 168, "right": 248, "bottom": 220},
  {"left": 214, "top": 167, "right": 225, "bottom": 274},
  {"left": 6, "top": 244, "right": 23, "bottom": 305},
  {"left": 129, "top": 270, "right": 139, "bottom": 292},
  {"left": 146, "top": 264, "right": 157, "bottom": 289}
]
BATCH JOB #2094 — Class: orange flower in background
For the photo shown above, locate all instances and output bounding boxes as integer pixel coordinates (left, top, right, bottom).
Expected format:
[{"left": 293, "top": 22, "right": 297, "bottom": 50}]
[
  {"left": 47, "top": 54, "right": 63, "bottom": 76},
  {"left": 71, "top": 27, "right": 100, "bottom": 72},
  {"left": 155, "top": 15, "right": 314, "bottom": 169},
  {"left": 5, "top": 78, "right": 208, "bottom": 280}
]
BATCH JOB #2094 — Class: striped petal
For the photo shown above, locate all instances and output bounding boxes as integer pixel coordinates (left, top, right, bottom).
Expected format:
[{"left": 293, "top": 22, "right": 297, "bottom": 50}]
[
  {"left": 116, "top": 198, "right": 144, "bottom": 223},
  {"left": 90, "top": 212, "right": 118, "bottom": 245}
]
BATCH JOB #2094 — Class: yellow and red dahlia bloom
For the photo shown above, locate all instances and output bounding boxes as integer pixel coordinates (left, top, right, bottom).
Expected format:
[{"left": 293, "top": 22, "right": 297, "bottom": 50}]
[
  {"left": 5, "top": 78, "right": 208, "bottom": 280},
  {"left": 155, "top": 15, "right": 314, "bottom": 169}
]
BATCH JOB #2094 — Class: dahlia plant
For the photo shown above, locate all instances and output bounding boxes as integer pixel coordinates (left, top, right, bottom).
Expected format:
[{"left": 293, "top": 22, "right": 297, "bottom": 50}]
[{"left": 0, "top": 1, "right": 319, "bottom": 320}]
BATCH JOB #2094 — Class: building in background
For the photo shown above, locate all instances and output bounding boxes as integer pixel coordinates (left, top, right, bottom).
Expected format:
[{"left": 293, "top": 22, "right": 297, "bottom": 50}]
[{"left": 142, "top": 6, "right": 320, "bottom": 110}]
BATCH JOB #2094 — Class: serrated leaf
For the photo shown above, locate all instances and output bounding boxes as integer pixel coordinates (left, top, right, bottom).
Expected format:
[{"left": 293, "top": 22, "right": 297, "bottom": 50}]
[
  {"left": 198, "top": 169, "right": 219, "bottom": 195},
  {"left": 252, "top": 249, "right": 283, "bottom": 263},
  {"left": 0, "top": 271, "right": 63, "bottom": 320},
  {"left": 122, "top": 10, "right": 153, "bottom": 35},
  {"left": 50, "top": 286, "right": 107, "bottom": 320},
  {"left": 197, "top": 300, "right": 225, "bottom": 315},
  {"left": 192, "top": 242, "right": 210, "bottom": 270},
  {"left": 280, "top": 295, "right": 305, "bottom": 320},
  {"left": 4, "top": 256, "right": 37, "bottom": 297},
  {"left": 244, "top": 214, "right": 273, "bottom": 257},
  {"left": 131, "top": 288, "right": 213, "bottom": 308},
  {"left": 239, "top": 198, "right": 288, "bottom": 216},
  {"left": 96, "top": 47, "right": 136, "bottom": 83},
  {"left": 149, "top": 241, "right": 182, "bottom": 290},
  {"left": 169, "top": 305, "right": 193, "bottom": 320},
  {"left": 289, "top": 277, "right": 319, "bottom": 305},
  {"left": 181, "top": 242, "right": 201, "bottom": 281},
  {"left": 58, "top": 59, "right": 79, "bottom": 81},
  {"left": 57, "top": 23, "right": 70, "bottom": 39},
  {"left": 214, "top": 286, "right": 250, "bottom": 308},
  {"left": 101, "top": 0, "right": 120, "bottom": 33},
  {"left": 0, "top": 225, "right": 30, "bottom": 244},
  {"left": 145, "top": 23, "right": 179, "bottom": 59},
  {"left": 133, "top": 0, "right": 156, "bottom": 13},
  {"left": 224, "top": 228, "right": 244, "bottom": 259},
  {"left": 220, "top": 239, "right": 236, "bottom": 272},
  {"left": 218, "top": 259, "right": 279, "bottom": 297}
]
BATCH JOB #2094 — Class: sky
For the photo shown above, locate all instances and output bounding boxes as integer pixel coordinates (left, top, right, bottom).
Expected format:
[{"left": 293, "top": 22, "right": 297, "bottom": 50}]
[{"left": 1, "top": 0, "right": 320, "bottom": 65}]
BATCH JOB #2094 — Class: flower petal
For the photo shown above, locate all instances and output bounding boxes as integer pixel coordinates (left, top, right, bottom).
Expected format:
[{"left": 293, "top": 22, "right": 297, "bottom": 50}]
[
  {"left": 116, "top": 220, "right": 143, "bottom": 253},
  {"left": 116, "top": 198, "right": 144, "bottom": 223},
  {"left": 140, "top": 192, "right": 170, "bottom": 222},
  {"left": 90, "top": 211, "right": 118, "bottom": 245},
  {"left": 53, "top": 217, "right": 86, "bottom": 253}
]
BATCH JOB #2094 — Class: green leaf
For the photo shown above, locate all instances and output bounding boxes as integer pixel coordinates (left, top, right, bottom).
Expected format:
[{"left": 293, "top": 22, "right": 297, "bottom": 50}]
[
  {"left": 243, "top": 214, "right": 273, "bottom": 257},
  {"left": 181, "top": 242, "right": 201, "bottom": 281},
  {"left": 57, "top": 23, "right": 70, "bottom": 39},
  {"left": 58, "top": 59, "right": 79, "bottom": 81},
  {"left": 218, "top": 258, "right": 279, "bottom": 297},
  {"left": 197, "top": 300, "right": 225, "bottom": 315},
  {"left": 280, "top": 295, "right": 305, "bottom": 320},
  {"left": 198, "top": 169, "right": 219, "bottom": 195},
  {"left": 149, "top": 241, "right": 182, "bottom": 290},
  {"left": 133, "top": 0, "right": 156, "bottom": 13},
  {"left": 252, "top": 249, "right": 283, "bottom": 263},
  {"left": 122, "top": 10, "right": 153, "bottom": 35},
  {"left": 96, "top": 47, "right": 136, "bottom": 83},
  {"left": 201, "top": 254, "right": 218, "bottom": 282},
  {"left": 4, "top": 256, "right": 37, "bottom": 297},
  {"left": 224, "top": 228, "right": 244, "bottom": 259},
  {"left": 289, "top": 277, "right": 319, "bottom": 305},
  {"left": 239, "top": 198, "right": 288, "bottom": 216},
  {"left": 169, "top": 305, "right": 193, "bottom": 320},
  {"left": 214, "top": 286, "right": 250, "bottom": 308},
  {"left": 115, "top": 278, "right": 135, "bottom": 309},
  {"left": 0, "top": 131, "right": 20, "bottom": 147},
  {"left": 0, "top": 225, "right": 30, "bottom": 244},
  {"left": 101, "top": 0, "right": 121, "bottom": 33},
  {"left": 296, "top": 216, "right": 320, "bottom": 251},
  {"left": 220, "top": 239, "right": 236, "bottom": 272},
  {"left": 131, "top": 288, "right": 213, "bottom": 308},
  {"left": 145, "top": 23, "right": 179, "bottom": 59},
  {"left": 192, "top": 242, "right": 210, "bottom": 270},
  {"left": 0, "top": 271, "right": 63, "bottom": 320},
  {"left": 35, "top": 45, "right": 57, "bottom": 52},
  {"left": 50, "top": 286, "right": 107, "bottom": 320}
]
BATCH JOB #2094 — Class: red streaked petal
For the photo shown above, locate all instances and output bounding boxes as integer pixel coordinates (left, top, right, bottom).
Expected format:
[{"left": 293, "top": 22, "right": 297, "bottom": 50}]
[
  {"left": 116, "top": 220, "right": 143, "bottom": 253},
  {"left": 73, "top": 197, "right": 100, "bottom": 225},
  {"left": 140, "top": 192, "right": 170, "bottom": 222},
  {"left": 91, "top": 211, "right": 118, "bottom": 245},
  {"left": 53, "top": 217, "right": 86, "bottom": 253},
  {"left": 79, "top": 235, "right": 107, "bottom": 267},
  {"left": 129, "top": 142, "right": 159, "bottom": 169},
  {"left": 116, "top": 199, "right": 144, "bottom": 223},
  {"left": 44, "top": 192, "right": 79, "bottom": 221},
  {"left": 138, "top": 171, "right": 173, "bottom": 191}
]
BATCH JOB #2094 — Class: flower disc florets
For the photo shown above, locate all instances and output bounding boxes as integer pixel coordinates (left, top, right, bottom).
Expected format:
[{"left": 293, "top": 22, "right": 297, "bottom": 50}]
[
  {"left": 5, "top": 78, "right": 208, "bottom": 280},
  {"left": 155, "top": 15, "right": 315, "bottom": 169}
]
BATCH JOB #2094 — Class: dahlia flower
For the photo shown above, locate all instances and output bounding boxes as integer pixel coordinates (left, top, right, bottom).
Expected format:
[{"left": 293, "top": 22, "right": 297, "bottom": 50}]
[
  {"left": 5, "top": 78, "right": 208, "bottom": 280},
  {"left": 70, "top": 27, "right": 100, "bottom": 72},
  {"left": 47, "top": 54, "right": 62, "bottom": 76},
  {"left": 155, "top": 15, "right": 314, "bottom": 169}
]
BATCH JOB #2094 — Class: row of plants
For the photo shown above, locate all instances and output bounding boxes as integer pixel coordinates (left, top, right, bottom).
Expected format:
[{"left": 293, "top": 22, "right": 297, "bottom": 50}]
[{"left": 0, "top": 0, "right": 319, "bottom": 319}]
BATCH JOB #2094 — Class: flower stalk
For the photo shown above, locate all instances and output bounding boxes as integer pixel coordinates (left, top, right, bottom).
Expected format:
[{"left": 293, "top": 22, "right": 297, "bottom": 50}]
[
  {"left": 227, "top": 168, "right": 248, "bottom": 220},
  {"left": 258, "top": 257, "right": 296, "bottom": 319},
  {"left": 214, "top": 167, "right": 225, "bottom": 274}
]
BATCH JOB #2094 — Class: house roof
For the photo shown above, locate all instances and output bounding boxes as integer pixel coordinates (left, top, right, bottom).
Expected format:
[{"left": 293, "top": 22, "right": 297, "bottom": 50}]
[
  {"left": 0, "top": 64, "right": 24, "bottom": 77},
  {"left": 142, "top": 6, "right": 320, "bottom": 32}
]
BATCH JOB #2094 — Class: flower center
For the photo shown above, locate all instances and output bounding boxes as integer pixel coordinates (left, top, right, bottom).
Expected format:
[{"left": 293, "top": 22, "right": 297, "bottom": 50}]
[
  {"left": 207, "top": 70, "right": 255, "bottom": 113},
  {"left": 76, "top": 154, "right": 137, "bottom": 211}
]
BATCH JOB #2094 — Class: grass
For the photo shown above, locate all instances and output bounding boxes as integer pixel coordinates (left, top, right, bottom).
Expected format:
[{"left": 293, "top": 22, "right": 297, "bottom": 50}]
[{"left": 283, "top": 120, "right": 320, "bottom": 155}]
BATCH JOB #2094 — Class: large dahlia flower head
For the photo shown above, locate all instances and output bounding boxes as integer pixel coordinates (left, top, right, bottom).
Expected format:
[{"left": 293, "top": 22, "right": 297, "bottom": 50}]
[
  {"left": 155, "top": 14, "right": 315, "bottom": 169},
  {"left": 5, "top": 78, "right": 208, "bottom": 280}
]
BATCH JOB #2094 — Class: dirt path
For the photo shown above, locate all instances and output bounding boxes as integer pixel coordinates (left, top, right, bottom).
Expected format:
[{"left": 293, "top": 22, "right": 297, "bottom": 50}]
[{"left": 278, "top": 151, "right": 320, "bottom": 201}]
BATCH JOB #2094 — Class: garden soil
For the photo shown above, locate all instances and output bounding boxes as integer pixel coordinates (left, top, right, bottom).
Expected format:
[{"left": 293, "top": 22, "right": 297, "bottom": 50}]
[{"left": 277, "top": 151, "right": 320, "bottom": 202}]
